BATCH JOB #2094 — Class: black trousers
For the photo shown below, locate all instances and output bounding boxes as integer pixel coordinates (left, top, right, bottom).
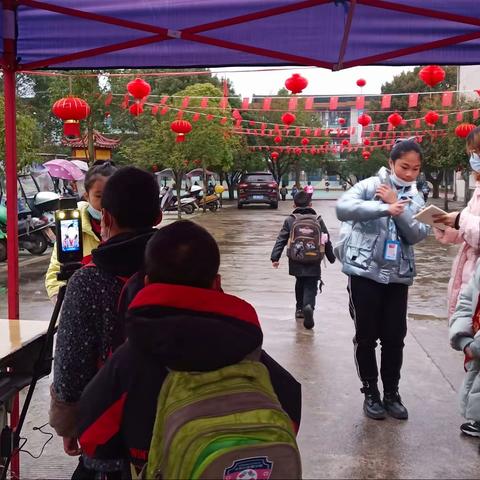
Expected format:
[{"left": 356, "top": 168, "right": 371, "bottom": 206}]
[
  {"left": 72, "top": 458, "right": 126, "bottom": 480},
  {"left": 295, "top": 277, "right": 319, "bottom": 310},
  {"left": 348, "top": 275, "right": 408, "bottom": 392}
]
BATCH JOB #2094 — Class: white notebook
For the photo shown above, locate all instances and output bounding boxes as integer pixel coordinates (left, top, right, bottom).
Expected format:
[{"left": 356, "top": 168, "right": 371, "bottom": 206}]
[{"left": 413, "top": 204, "right": 448, "bottom": 230}]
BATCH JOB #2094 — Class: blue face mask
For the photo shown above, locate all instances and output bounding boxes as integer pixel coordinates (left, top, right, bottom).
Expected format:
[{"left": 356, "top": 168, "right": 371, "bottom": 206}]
[
  {"left": 470, "top": 153, "right": 480, "bottom": 173},
  {"left": 87, "top": 205, "right": 102, "bottom": 221}
]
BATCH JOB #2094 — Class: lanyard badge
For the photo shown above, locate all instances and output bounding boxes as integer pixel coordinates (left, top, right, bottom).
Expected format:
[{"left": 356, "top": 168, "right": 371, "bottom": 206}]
[
  {"left": 384, "top": 239, "right": 400, "bottom": 261},
  {"left": 384, "top": 217, "right": 400, "bottom": 261}
]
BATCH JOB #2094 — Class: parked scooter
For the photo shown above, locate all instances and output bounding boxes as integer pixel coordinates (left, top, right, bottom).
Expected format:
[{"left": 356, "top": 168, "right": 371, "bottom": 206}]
[
  {"left": 18, "top": 215, "right": 56, "bottom": 255},
  {"left": 0, "top": 203, "right": 56, "bottom": 261},
  {"left": 187, "top": 185, "right": 219, "bottom": 212},
  {"left": 160, "top": 186, "right": 197, "bottom": 214}
]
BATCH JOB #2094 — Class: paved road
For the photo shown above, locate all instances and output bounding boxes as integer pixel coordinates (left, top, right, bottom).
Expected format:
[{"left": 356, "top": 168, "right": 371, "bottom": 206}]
[{"left": 2, "top": 198, "right": 477, "bottom": 479}]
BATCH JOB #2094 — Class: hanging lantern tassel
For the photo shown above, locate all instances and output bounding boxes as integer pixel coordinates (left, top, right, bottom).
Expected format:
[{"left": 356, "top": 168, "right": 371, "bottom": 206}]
[
  {"left": 63, "top": 119, "right": 81, "bottom": 138},
  {"left": 171, "top": 119, "right": 192, "bottom": 142}
]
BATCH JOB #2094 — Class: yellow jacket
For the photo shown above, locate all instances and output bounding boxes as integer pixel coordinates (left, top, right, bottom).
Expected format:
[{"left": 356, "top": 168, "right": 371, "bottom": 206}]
[{"left": 45, "top": 201, "right": 100, "bottom": 298}]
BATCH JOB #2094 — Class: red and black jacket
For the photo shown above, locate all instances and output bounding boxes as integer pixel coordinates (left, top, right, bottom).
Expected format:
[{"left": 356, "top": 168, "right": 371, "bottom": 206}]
[{"left": 77, "top": 283, "right": 302, "bottom": 473}]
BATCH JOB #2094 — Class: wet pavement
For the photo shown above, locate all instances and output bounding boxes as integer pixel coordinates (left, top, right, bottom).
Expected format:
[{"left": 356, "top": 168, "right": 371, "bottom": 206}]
[{"left": 2, "top": 197, "right": 478, "bottom": 479}]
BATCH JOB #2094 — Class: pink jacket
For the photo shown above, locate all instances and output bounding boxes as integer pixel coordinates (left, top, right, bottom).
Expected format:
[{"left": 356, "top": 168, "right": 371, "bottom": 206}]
[{"left": 435, "top": 184, "right": 480, "bottom": 318}]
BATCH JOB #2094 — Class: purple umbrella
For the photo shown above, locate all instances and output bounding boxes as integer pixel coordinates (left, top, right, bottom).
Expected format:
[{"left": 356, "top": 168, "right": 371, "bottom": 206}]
[{"left": 43, "top": 159, "right": 85, "bottom": 181}]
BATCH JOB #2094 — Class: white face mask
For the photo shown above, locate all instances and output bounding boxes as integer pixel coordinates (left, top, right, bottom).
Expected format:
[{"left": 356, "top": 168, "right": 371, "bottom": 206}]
[
  {"left": 388, "top": 162, "right": 416, "bottom": 188},
  {"left": 470, "top": 153, "right": 480, "bottom": 173},
  {"left": 390, "top": 172, "right": 416, "bottom": 188}
]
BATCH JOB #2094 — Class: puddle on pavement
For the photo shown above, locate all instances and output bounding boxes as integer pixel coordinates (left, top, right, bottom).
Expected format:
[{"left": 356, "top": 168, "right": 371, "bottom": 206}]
[{"left": 407, "top": 235, "right": 457, "bottom": 322}]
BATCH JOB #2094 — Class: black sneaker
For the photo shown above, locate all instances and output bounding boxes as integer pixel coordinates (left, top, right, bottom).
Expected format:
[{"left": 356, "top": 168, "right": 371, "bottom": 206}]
[
  {"left": 383, "top": 391, "right": 408, "bottom": 420},
  {"left": 460, "top": 421, "right": 480, "bottom": 437},
  {"left": 302, "top": 305, "right": 314, "bottom": 329},
  {"left": 361, "top": 385, "right": 386, "bottom": 420},
  {"left": 295, "top": 309, "right": 304, "bottom": 319}
]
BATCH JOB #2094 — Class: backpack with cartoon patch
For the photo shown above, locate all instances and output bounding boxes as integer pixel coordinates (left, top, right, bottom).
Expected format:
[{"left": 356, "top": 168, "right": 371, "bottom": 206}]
[
  {"left": 287, "top": 214, "right": 324, "bottom": 264},
  {"left": 145, "top": 360, "right": 302, "bottom": 479}
]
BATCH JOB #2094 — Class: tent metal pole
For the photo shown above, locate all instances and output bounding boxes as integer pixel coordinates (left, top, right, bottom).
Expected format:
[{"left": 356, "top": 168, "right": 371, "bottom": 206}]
[
  {"left": 3, "top": 0, "right": 20, "bottom": 477},
  {"left": 4, "top": 65, "right": 19, "bottom": 322}
]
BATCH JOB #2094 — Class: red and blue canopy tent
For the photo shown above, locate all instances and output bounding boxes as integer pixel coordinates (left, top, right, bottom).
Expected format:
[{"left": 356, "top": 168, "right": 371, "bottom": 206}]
[{"left": 1, "top": 0, "right": 480, "bottom": 471}]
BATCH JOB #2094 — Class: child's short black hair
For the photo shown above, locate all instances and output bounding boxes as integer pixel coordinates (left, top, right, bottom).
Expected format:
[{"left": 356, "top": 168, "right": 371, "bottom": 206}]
[
  {"left": 84, "top": 161, "right": 117, "bottom": 192},
  {"left": 102, "top": 166, "right": 160, "bottom": 229},
  {"left": 294, "top": 190, "right": 310, "bottom": 208},
  {"left": 391, "top": 138, "right": 423, "bottom": 162},
  {"left": 145, "top": 220, "right": 220, "bottom": 289}
]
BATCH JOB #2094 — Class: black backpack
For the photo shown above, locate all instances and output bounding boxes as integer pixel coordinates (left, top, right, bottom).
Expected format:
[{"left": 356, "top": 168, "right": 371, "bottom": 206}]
[{"left": 287, "top": 214, "right": 324, "bottom": 264}]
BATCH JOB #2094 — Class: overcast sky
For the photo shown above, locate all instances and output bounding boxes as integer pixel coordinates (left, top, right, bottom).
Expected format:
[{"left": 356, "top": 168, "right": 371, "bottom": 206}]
[{"left": 212, "top": 66, "right": 414, "bottom": 98}]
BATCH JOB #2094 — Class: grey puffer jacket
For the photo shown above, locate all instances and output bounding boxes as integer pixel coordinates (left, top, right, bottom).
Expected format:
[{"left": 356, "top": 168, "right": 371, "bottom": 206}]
[
  {"left": 336, "top": 168, "right": 429, "bottom": 286},
  {"left": 450, "top": 265, "right": 480, "bottom": 422}
]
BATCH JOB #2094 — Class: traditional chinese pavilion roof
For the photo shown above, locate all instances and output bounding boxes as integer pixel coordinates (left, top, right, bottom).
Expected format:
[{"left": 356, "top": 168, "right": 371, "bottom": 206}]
[{"left": 63, "top": 130, "right": 120, "bottom": 149}]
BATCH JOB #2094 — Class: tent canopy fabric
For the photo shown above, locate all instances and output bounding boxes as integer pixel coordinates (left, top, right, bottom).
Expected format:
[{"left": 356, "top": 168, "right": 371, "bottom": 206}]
[{"left": 4, "top": 0, "right": 480, "bottom": 71}]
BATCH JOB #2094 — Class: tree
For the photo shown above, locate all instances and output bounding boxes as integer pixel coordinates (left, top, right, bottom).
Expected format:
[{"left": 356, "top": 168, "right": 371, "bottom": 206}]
[
  {"left": 371, "top": 66, "right": 478, "bottom": 206},
  {"left": 241, "top": 88, "right": 329, "bottom": 187},
  {"left": 0, "top": 96, "right": 40, "bottom": 172},
  {"left": 119, "top": 82, "right": 237, "bottom": 215},
  {"left": 336, "top": 149, "right": 389, "bottom": 184},
  {"left": 16, "top": 69, "right": 230, "bottom": 164}
]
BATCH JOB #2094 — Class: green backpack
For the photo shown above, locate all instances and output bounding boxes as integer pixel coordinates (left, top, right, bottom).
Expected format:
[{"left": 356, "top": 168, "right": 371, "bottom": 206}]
[{"left": 145, "top": 360, "right": 302, "bottom": 479}]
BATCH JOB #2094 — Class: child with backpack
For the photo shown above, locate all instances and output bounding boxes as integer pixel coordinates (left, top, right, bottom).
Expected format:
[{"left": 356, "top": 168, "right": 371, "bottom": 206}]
[
  {"left": 77, "top": 221, "right": 302, "bottom": 479},
  {"left": 49, "top": 167, "right": 161, "bottom": 478},
  {"left": 271, "top": 190, "right": 335, "bottom": 329}
]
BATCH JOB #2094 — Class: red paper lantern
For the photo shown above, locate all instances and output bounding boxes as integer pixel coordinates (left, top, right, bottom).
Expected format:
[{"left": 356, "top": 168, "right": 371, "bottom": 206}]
[
  {"left": 129, "top": 103, "right": 144, "bottom": 116},
  {"left": 281, "top": 112, "right": 296, "bottom": 126},
  {"left": 418, "top": 65, "right": 445, "bottom": 88},
  {"left": 271, "top": 152, "right": 279, "bottom": 161},
  {"left": 170, "top": 119, "right": 192, "bottom": 142},
  {"left": 274, "top": 136, "right": 282, "bottom": 144},
  {"left": 301, "top": 137, "right": 310, "bottom": 146},
  {"left": 338, "top": 117, "right": 346, "bottom": 125},
  {"left": 388, "top": 112, "right": 403, "bottom": 128},
  {"left": 356, "top": 78, "right": 366, "bottom": 88},
  {"left": 358, "top": 113, "right": 372, "bottom": 127},
  {"left": 363, "top": 138, "right": 370, "bottom": 146},
  {"left": 52, "top": 96, "right": 90, "bottom": 138},
  {"left": 127, "top": 78, "right": 151, "bottom": 99},
  {"left": 362, "top": 151, "right": 371, "bottom": 160},
  {"left": 285, "top": 73, "right": 308, "bottom": 94},
  {"left": 341, "top": 139, "right": 349, "bottom": 147},
  {"left": 424, "top": 110, "right": 439, "bottom": 126},
  {"left": 455, "top": 123, "right": 476, "bottom": 138}
]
